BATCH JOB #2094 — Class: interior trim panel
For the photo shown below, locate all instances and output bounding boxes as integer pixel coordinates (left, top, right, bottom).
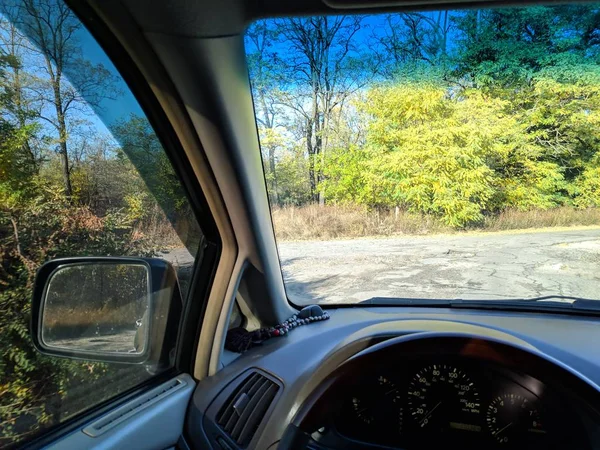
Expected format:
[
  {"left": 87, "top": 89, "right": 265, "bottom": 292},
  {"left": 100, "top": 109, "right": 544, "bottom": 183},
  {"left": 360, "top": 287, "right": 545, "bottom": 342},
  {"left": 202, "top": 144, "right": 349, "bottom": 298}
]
[
  {"left": 185, "top": 308, "right": 600, "bottom": 449},
  {"left": 46, "top": 374, "right": 195, "bottom": 450}
]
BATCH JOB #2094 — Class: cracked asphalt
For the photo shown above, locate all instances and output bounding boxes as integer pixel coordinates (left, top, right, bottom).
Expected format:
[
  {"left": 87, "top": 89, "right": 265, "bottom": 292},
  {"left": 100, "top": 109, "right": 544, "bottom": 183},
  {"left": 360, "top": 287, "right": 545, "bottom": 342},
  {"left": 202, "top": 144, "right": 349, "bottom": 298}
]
[{"left": 277, "top": 228, "right": 600, "bottom": 305}]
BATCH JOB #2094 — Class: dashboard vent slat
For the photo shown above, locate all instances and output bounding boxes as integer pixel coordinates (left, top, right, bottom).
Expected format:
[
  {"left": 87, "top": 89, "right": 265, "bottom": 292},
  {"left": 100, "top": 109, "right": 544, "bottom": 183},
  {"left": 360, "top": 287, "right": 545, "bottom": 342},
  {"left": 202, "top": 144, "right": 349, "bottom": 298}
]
[
  {"left": 230, "top": 379, "right": 270, "bottom": 440},
  {"left": 216, "top": 372, "right": 280, "bottom": 447},
  {"left": 218, "top": 372, "right": 261, "bottom": 428},
  {"left": 237, "top": 383, "right": 278, "bottom": 446},
  {"left": 224, "top": 374, "right": 264, "bottom": 433}
]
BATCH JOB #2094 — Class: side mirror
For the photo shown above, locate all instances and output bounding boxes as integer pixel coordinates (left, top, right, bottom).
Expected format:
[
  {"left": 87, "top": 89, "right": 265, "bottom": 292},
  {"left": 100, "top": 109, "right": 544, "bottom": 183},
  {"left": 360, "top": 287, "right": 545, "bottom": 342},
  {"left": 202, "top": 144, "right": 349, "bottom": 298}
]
[{"left": 31, "top": 257, "right": 181, "bottom": 366}]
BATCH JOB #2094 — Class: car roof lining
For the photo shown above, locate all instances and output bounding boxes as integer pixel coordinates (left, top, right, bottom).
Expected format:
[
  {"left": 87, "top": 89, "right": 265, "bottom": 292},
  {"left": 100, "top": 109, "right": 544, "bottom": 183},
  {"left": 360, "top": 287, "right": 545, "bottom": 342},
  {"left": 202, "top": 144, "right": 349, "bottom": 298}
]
[
  {"left": 117, "top": 0, "right": 587, "bottom": 39},
  {"left": 248, "top": 0, "right": 558, "bottom": 20}
]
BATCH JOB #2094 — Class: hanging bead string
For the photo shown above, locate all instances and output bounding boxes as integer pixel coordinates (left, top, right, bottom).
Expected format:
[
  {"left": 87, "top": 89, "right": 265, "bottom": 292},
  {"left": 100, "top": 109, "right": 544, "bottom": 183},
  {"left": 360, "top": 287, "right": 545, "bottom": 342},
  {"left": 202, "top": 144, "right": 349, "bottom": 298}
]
[
  {"left": 266, "top": 310, "right": 330, "bottom": 337},
  {"left": 225, "top": 308, "right": 331, "bottom": 353}
]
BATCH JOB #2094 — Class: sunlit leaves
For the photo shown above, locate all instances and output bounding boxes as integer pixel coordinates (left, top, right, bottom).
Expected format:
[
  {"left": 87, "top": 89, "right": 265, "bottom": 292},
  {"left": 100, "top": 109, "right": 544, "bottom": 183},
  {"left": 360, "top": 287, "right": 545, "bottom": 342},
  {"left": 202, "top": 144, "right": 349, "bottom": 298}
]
[{"left": 322, "top": 70, "right": 600, "bottom": 227}]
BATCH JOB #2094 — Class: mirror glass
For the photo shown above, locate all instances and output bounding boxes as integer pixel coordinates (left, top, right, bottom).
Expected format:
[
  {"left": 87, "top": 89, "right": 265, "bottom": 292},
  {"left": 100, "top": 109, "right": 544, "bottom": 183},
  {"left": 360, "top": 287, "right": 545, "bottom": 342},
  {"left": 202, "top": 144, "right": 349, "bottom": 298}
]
[{"left": 41, "top": 263, "right": 150, "bottom": 355}]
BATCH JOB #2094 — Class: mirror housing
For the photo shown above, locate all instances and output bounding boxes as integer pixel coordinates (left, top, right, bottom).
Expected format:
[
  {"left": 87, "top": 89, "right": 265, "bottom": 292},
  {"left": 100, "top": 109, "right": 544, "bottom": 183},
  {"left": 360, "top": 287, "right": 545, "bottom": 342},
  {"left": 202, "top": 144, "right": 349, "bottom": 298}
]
[{"left": 31, "top": 257, "right": 181, "bottom": 367}]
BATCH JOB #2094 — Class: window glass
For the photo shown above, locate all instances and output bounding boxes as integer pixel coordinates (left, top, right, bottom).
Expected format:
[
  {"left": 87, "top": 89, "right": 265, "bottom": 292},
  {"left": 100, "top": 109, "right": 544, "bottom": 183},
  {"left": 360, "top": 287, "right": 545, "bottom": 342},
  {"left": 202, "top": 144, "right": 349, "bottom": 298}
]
[
  {"left": 0, "top": 0, "right": 201, "bottom": 446},
  {"left": 246, "top": 5, "right": 600, "bottom": 305}
]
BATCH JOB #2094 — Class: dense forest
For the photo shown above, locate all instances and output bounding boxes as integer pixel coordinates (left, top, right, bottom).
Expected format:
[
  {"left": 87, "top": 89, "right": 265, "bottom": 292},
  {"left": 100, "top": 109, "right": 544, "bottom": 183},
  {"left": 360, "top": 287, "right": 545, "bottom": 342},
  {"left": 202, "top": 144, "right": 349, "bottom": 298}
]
[{"left": 247, "top": 5, "right": 600, "bottom": 227}]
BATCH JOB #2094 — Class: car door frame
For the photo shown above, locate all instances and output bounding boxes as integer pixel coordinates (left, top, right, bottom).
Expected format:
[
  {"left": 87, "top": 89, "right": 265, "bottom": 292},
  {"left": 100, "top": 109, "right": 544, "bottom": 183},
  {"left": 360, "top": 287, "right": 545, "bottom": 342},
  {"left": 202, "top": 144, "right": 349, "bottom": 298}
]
[
  {"left": 20, "top": 0, "right": 225, "bottom": 447},
  {"left": 82, "top": 0, "right": 297, "bottom": 384}
]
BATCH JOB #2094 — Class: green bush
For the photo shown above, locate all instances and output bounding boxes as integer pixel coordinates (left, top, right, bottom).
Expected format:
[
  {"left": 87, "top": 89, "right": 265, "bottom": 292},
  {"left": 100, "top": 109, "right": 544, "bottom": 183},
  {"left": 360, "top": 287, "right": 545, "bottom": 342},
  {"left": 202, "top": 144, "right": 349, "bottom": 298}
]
[
  {"left": 320, "top": 73, "right": 600, "bottom": 227},
  {"left": 0, "top": 189, "right": 155, "bottom": 445}
]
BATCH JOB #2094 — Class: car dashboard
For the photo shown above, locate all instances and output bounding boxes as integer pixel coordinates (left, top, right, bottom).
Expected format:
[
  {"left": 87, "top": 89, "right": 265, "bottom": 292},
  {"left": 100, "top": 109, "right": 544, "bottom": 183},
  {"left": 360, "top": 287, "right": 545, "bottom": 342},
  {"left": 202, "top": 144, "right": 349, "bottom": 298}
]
[{"left": 186, "top": 307, "right": 600, "bottom": 450}]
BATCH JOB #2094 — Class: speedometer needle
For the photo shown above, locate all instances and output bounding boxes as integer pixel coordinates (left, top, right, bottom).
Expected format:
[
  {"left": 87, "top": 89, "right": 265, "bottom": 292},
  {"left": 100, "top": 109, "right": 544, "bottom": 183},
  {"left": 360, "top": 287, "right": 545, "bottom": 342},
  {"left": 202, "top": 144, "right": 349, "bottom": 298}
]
[
  {"left": 494, "top": 422, "right": 513, "bottom": 436},
  {"left": 420, "top": 401, "right": 442, "bottom": 425}
]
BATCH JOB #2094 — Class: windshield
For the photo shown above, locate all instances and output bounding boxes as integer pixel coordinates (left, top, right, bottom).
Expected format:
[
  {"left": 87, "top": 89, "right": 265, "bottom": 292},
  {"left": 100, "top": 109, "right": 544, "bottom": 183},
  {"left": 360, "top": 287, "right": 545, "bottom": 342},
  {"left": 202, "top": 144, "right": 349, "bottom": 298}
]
[{"left": 245, "top": 4, "right": 600, "bottom": 305}]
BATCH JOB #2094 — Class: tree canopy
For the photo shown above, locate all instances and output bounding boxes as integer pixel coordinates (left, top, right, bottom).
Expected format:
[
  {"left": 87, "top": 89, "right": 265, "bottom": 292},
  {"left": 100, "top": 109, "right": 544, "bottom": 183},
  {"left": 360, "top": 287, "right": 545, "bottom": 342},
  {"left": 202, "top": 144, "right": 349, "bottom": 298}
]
[{"left": 247, "top": 4, "right": 600, "bottom": 226}]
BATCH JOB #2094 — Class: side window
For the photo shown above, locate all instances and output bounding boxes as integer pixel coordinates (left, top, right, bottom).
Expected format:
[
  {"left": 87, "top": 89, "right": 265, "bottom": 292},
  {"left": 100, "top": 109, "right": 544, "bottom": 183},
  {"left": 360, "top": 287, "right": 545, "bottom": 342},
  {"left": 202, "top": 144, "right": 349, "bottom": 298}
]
[{"left": 0, "top": 1, "right": 202, "bottom": 447}]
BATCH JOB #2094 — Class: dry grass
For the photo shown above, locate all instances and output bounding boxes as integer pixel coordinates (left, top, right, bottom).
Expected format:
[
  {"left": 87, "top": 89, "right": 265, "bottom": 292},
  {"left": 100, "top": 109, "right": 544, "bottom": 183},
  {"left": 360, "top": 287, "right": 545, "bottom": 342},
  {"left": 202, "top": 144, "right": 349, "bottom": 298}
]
[
  {"left": 44, "top": 302, "right": 140, "bottom": 330},
  {"left": 272, "top": 204, "right": 450, "bottom": 240},
  {"left": 134, "top": 203, "right": 600, "bottom": 243},
  {"left": 272, "top": 204, "right": 600, "bottom": 241},
  {"left": 482, "top": 207, "right": 600, "bottom": 231},
  {"left": 133, "top": 206, "right": 191, "bottom": 249}
]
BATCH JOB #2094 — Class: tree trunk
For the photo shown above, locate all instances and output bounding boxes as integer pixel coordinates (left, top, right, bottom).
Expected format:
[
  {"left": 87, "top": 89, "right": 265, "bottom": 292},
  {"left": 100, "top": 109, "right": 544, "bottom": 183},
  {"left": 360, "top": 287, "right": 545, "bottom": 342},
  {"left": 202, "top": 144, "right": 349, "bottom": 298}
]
[
  {"left": 308, "top": 154, "right": 317, "bottom": 202},
  {"left": 57, "top": 122, "right": 72, "bottom": 197},
  {"left": 52, "top": 83, "right": 72, "bottom": 198},
  {"left": 318, "top": 190, "right": 325, "bottom": 206},
  {"left": 314, "top": 118, "right": 323, "bottom": 205},
  {"left": 306, "top": 117, "right": 317, "bottom": 201},
  {"left": 259, "top": 93, "right": 279, "bottom": 206},
  {"left": 268, "top": 145, "right": 279, "bottom": 206},
  {"left": 59, "top": 142, "right": 72, "bottom": 198},
  {"left": 318, "top": 103, "right": 330, "bottom": 207},
  {"left": 10, "top": 217, "right": 22, "bottom": 257},
  {"left": 30, "top": 1, "right": 75, "bottom": 199},
  {"left": 311, "top": 79, "right": 322, "bottom": 204},
  {"left": 318, "top": 134, "right": 325, "bottom": 207}
]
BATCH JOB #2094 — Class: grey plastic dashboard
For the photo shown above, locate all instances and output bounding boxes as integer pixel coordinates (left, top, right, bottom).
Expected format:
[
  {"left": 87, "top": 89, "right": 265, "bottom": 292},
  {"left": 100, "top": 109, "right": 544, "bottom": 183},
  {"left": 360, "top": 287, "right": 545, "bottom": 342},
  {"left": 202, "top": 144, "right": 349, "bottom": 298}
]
[{"left": 186, "top": 307, "right": 600, "bottom": 449}]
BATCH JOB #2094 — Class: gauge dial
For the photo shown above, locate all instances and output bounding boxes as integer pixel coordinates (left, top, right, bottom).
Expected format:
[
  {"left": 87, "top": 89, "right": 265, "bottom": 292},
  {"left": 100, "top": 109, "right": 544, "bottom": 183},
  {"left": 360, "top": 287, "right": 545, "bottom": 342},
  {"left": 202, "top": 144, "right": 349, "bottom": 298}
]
[
  {"left": 348, "top": 375, "right": 403, "bottom": 432},
  {"left": 407, "top": 364, "right": 480, "bottom": 430},
  {"left": 486, "top": 393, "right": 546, "bottom": 444}
]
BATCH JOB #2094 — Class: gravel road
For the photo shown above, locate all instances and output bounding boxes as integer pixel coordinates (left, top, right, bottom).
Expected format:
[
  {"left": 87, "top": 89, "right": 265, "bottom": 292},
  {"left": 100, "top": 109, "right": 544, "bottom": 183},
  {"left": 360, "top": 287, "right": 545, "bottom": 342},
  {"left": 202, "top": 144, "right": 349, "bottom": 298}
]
[
  {"left": 278, "top": 227, "right": 600, "bottom": 304},
  {"left": 158, "top": 228, "right": 600, "bottom": 305},
  {"left": 48, "top": 330, "right": 138, "bottom": 353}
]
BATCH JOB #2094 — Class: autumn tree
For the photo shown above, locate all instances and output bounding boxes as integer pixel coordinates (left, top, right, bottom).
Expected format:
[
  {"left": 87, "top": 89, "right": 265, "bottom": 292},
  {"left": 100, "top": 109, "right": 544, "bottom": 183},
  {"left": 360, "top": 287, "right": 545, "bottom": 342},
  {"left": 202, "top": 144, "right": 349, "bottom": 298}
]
[
  {"left": 3, "top": 0, "right": 117, "bottom": 198},
  {"left": 276, "top": 16, "right": 370, "bottom": 203},
  {"left": 113, "top": 114, "right": 202, "bottom": 252},
  {"left": 452, "top": 5, "right": 600, "bottom": 186},
  {"left": 0, "top": 14, "right": 39, "bottom": 173}
]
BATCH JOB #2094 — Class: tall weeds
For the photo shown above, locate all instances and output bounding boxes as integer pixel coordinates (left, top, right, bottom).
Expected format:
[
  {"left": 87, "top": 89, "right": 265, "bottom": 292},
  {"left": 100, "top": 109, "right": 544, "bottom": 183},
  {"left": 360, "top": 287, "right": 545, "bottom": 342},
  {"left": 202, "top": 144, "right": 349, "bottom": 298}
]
[{"left": 271, "top": 205, "right": 600, "bottom": 241}]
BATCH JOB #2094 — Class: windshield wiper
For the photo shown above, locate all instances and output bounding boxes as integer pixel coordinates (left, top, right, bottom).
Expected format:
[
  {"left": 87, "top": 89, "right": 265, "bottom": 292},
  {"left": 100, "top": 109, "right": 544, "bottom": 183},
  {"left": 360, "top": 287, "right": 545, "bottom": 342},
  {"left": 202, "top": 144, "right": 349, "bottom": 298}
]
[
  {"left": 360, "top": 296, "right": 600, "bottom": 315},
  {"left": 511, "top": 295, "right": 589, "bottom": 303}
]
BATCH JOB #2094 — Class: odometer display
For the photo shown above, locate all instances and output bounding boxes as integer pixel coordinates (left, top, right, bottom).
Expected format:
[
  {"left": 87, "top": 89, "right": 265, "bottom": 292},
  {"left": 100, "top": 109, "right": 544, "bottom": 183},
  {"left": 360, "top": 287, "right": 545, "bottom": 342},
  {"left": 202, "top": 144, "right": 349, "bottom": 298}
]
[{"left": 407, "top": 364, "right": 480, "bottom": 430}]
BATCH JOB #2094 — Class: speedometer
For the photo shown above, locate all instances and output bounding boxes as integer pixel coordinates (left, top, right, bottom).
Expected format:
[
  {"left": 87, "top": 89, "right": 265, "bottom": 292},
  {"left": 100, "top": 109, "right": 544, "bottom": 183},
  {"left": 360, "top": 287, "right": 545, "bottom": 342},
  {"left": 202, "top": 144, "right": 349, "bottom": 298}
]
[{"left": 407, "top": 364, "right": 481, "bottom": 430}]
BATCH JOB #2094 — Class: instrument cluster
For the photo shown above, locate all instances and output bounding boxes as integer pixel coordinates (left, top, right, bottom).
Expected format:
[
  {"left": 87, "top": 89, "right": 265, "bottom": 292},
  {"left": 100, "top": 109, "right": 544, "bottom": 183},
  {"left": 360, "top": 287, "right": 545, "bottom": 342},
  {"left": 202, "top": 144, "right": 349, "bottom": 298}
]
[{"left": 329, "top": 358, "right": 583, "bottom": 449}]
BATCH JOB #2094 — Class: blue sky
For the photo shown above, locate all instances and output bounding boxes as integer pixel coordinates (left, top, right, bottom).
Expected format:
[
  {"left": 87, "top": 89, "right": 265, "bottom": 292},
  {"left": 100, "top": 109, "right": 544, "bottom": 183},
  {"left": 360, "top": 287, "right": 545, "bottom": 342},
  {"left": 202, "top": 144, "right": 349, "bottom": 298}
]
[{"left": 76, "top": 30, "right": 143, "bottom": 127}]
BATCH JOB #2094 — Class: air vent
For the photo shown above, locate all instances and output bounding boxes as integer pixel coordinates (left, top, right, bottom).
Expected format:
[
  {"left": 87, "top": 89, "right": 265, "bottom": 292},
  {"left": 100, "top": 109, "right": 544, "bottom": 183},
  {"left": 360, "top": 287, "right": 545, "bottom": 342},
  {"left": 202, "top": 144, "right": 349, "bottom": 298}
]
[{"left": 217, "top": 372, "right": 280, "bottom": 447}]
